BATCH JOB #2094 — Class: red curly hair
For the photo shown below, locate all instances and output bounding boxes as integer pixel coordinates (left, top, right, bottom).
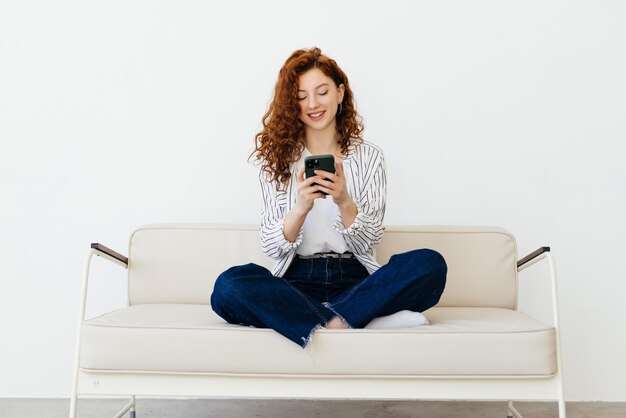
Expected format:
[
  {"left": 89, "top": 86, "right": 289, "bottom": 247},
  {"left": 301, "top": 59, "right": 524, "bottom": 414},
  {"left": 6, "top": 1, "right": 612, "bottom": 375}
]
[{"left": 251, "top": 47, "right": 364, "bottom": 189}]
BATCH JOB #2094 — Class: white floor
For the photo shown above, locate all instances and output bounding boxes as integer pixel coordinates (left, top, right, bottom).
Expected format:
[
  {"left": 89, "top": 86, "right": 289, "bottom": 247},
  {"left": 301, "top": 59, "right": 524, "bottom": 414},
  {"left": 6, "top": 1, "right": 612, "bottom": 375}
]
[{"left": 0, "top": 399, "right": 624, "bottom": 418}]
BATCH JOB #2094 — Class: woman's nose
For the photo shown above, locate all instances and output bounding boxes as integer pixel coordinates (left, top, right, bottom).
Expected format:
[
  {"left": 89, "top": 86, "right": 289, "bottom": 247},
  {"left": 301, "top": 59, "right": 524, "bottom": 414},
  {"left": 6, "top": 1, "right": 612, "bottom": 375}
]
[{"left": 307, "top": 95, "right": 319, "bottom": 109}]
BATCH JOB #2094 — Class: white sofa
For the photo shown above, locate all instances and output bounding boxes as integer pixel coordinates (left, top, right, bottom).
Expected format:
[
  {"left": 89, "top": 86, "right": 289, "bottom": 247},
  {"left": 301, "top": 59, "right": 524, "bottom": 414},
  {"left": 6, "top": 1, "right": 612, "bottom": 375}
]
[{"left": 69, "top": 224, "right": 566, "bottom": 418}]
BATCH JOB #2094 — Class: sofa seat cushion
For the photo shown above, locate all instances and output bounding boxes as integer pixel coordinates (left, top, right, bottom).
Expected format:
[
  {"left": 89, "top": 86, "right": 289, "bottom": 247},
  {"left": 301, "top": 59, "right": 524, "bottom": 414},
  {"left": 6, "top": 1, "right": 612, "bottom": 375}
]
[{"left": 80, "top": 304, "right": 556, "bottom": 376}]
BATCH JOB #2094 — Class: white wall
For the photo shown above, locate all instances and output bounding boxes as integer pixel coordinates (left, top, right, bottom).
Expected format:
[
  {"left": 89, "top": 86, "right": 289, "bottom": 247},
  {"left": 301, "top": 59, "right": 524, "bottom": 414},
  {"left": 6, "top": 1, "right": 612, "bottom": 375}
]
[{"left": 1, "top": 0, "right": 624, "bottom": 401}]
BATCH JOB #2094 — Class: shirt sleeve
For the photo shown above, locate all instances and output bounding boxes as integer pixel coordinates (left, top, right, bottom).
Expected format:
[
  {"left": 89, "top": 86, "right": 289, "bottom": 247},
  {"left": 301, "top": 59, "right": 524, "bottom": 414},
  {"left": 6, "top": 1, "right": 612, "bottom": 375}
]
[
  {"left": 332, "top": 148, "right": 387, "bottom": 255},
  {"left": 259, "top": 170, "right": 303, "bottom": 260}
]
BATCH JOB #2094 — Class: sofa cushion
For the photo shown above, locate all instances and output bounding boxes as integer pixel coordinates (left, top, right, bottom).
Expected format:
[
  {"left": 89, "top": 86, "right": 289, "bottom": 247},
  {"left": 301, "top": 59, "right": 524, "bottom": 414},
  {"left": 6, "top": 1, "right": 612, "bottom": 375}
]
[{"left": 80, "top": 304, "right": 556, "bottom": 376}]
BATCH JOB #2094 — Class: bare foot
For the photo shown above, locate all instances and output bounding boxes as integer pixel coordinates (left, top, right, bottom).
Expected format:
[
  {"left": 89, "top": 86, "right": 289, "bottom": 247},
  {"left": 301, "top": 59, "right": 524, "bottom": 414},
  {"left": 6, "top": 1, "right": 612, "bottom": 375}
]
[{"left": 326, "top": 316, "right": 350, "bottom": 329}]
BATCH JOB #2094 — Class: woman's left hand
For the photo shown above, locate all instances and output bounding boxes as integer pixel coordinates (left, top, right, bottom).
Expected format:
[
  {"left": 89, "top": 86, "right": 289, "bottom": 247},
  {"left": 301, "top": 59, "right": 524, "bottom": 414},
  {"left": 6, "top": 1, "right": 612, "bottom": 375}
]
[{"left": 313, "top": 159, "right": 352, "bottom": 208}]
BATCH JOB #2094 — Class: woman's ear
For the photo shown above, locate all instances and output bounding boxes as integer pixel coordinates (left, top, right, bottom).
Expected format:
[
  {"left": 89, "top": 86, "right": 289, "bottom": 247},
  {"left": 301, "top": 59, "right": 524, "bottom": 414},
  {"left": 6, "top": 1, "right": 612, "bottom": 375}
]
[{"left": 338, "top": 84, "right": 345, "bottom": 103}]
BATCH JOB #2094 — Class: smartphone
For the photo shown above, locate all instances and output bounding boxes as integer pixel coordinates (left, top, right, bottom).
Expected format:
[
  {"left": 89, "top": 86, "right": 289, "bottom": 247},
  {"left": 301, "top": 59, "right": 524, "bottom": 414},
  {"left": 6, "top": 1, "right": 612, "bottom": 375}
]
[{"left": 304, "top": 154, "right": 335, "bottom": 195}]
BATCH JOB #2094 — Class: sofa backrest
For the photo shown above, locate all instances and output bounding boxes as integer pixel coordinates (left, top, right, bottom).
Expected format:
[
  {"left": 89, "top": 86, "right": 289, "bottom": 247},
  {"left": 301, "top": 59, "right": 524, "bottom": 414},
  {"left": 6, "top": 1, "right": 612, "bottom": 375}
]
[
  {"left": 127, "top": 224, "right": 518, "bottom": 309},
  {"left": 376, "top": 226, "right": 518, "bottom": 309}
]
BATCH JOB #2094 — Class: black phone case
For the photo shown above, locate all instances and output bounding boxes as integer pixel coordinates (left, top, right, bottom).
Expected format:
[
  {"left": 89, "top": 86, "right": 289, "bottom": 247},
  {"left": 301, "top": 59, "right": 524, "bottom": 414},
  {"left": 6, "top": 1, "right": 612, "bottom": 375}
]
[
  {"left": 304, "top": 154, "right": 335, "bottom": 179},
  {"left": 304, "top": 155, "right": 335, "bottom": 195}
]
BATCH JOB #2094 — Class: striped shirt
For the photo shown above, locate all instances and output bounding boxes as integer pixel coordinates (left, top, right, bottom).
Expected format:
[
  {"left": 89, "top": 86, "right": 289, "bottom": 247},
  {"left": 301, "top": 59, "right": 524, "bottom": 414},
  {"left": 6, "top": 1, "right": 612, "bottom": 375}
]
[{"left": 259, "top": 140, "right": 387, "bottom": 277}]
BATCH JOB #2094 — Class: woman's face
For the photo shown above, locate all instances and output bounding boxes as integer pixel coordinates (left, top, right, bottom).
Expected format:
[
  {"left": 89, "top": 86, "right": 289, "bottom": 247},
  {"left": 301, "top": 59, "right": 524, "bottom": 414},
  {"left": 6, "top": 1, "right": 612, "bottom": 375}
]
[{"left": 297, "top": 68, "right": 344, "bottom": 132}]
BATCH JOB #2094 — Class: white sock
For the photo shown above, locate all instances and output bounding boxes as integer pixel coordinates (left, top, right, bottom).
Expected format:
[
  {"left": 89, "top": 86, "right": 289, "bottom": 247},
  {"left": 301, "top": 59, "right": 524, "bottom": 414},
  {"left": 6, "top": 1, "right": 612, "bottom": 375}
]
[{"left": 364, "top": 310, "right": 430, "bottom": 329}]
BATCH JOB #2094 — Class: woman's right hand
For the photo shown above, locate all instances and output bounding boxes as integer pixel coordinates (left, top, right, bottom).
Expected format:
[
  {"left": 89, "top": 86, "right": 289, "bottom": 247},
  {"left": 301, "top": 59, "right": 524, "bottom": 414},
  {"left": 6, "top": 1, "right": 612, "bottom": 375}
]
[
  {"left": 293, "top": 167, "right": 325, "bottom": 216},
  {"left": 283, "top": 168, "right": 325, "bottom": 243}
]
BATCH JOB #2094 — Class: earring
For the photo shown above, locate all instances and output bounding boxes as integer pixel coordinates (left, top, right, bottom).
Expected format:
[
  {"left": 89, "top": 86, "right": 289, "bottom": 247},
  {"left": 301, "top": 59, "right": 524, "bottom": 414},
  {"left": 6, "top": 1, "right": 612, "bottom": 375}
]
[{"left": 338, "top": 103, "right": 343, "bottom": 115}]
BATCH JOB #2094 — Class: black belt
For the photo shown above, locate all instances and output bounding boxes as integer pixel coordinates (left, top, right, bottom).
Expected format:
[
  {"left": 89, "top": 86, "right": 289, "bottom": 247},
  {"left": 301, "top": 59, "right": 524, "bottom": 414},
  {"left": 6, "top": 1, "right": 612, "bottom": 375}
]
[{"left": 297, "top": 252, "right": 354, "bottom": 259}]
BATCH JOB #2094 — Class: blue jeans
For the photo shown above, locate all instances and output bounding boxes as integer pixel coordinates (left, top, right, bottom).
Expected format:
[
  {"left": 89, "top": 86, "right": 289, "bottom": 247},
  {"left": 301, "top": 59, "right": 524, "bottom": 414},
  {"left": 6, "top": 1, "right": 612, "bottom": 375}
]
[{"left": 210, "top": 249, "right": 447, "bottom": 348}]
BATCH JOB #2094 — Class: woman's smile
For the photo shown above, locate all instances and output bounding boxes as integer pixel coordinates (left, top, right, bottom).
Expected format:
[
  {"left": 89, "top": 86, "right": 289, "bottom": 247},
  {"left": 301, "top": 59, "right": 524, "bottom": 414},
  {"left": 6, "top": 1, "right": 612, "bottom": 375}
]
[{"left": 308, "top": 110, "right": 325, "bottom": 121}]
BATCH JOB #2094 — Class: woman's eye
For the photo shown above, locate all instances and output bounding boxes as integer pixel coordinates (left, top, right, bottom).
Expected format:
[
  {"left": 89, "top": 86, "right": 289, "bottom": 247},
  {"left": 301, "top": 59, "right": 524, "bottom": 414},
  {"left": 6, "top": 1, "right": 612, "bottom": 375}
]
[{"left": 298, "top": 91, "right": 327, "bottom": 100}]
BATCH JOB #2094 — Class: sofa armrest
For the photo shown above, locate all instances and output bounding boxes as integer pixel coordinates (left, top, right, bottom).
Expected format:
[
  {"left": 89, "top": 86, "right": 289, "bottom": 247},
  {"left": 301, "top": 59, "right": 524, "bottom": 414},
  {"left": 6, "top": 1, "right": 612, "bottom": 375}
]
[
  {"left": 91, "top": 243, "right": 128, "bottom": 268},
  {"left": 515, "top": 245, "right": 564, "bottom": 390},
  {"left": 517, "top": 246, "right": 550, "bottom": 270}
]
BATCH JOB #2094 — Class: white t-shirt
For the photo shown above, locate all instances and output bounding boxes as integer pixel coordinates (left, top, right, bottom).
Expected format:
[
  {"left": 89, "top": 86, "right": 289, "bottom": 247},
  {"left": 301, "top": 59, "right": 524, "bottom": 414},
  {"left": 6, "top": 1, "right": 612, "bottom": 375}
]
[{"left": 295, "top": 147, "right": 349, "bottom": 256}]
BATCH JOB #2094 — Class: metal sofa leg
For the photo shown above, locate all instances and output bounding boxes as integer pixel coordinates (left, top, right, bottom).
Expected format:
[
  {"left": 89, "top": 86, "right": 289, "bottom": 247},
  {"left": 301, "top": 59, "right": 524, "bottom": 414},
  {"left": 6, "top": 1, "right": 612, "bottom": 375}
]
[
  {"left": 113, "top": 396, "right": 136, "bottom": 418},
  {"left": 69, "top": 391, "right": 78, "bottom": 418},
  {"left": 130, "top": 396, "right": 136, "bottom": 418},
  {"left": 68, "top": 362, "right": 79, "bottom": 418},
  {"left": 507, "top": 400, "right": 523, "bottom": 418},
  {"left": 558, "top": 393, "right": 567, "bottom": 418}
]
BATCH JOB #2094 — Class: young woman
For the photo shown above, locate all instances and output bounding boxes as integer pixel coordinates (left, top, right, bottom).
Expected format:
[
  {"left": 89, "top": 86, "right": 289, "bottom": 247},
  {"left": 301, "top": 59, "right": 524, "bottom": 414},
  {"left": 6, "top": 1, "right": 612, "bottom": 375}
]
[{"left": 211, "top": 47, "right": 447, "bottom": 348}]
